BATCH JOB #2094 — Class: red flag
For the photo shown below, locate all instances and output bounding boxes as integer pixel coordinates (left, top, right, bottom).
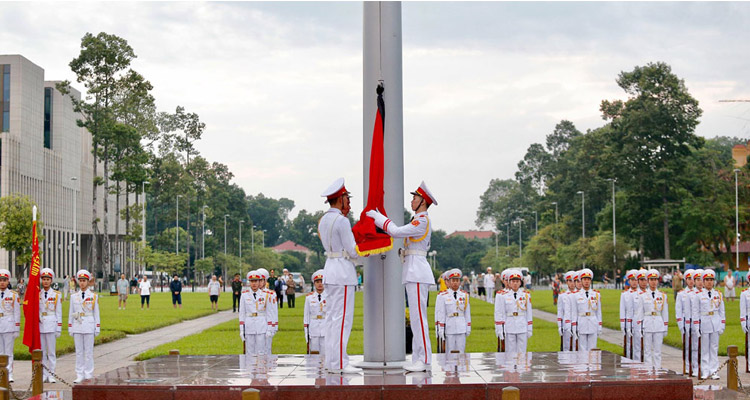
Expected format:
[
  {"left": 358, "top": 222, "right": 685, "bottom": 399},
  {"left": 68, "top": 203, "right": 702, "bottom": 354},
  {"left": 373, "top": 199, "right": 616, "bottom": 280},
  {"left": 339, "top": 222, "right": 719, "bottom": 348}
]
[
  {"left": 23, "top": 207, "right": 41, "bottom": 352},
  {"left": 352, "top": 83, "right": 393, "bottom": 256}
]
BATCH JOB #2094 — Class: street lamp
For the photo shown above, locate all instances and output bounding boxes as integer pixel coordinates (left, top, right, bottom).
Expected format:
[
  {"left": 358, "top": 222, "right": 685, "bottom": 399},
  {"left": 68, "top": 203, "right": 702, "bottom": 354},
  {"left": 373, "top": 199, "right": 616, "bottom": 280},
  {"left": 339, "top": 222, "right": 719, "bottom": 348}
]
[
  {"left": 262, "top": 230, "right": 267, "bottom": 248},
  {"left": 428, "top": 250, "right": 437, "bottom": 269},
  {"left": 606, "top": 178, "right": 617, "bottom": 268},
  {"left": 533, "top": 211, "right": 538, "bottom": 236},
  {"left": 252, "top": 225, "right": 256, "bottom": 254},
  {"left": 577, "top": 190, "right": 585, "bottom": 268},
  {"left": 504, "top": 222, "right": 510, "bottom": 256},
  {"left": 551, "top": 201, "right": 559, "bottom": 245},
  {"left": 71, "top": 177, "right": 78, "bottom": 273},
  {"left": 224, "top": 214, "right": 229, "bottom": 255},
  {"left": 514, "top": 218, "right": 524, "bottom": 268},
  {"left": 239, "top": 220, "right": 245, "bottom": 274},
  {"left": 201, "top": 205, "right": 208, "bottom": 259},
  {"left": 735, "top": 169, "right": 741, "bottom": 272},
  {"left": 176, "top": 195, "right": 183, "bottom": 254},
  {"left": 141, "top": 181, "right": 150, "bottom": 277}
]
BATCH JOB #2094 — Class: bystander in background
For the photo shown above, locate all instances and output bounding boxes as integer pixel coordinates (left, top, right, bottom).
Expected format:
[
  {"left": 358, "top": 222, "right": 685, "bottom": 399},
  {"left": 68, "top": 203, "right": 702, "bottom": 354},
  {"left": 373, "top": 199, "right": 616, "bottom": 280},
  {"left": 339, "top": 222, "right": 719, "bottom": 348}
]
[
  {"left": 208, "top": 275, "right": 221, "bottom": 311},
  {"left": 725, "top": 269, "right": 736, "bottom": 302},
  {"left": 117, "top": 274, "right": 129, "bottom": 310},
  {"left": 170, "top": 275, "right": 182, "bottom": 309},
  {"left": 231, "top": 273, "right": 242, "bottom": 312},
  {"left": 138, "top": 276, "right": 152, "bottom": 309}
]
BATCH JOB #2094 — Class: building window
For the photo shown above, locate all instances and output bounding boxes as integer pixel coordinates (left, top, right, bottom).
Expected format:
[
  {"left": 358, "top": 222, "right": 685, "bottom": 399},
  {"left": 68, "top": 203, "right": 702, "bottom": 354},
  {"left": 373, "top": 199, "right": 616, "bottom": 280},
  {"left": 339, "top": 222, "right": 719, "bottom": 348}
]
[
  {"left": 1, "top": 64, "right": 9, "bottom": 132},
  {"left": 44, "top": 87, "right": 52, "bottom": 149}
]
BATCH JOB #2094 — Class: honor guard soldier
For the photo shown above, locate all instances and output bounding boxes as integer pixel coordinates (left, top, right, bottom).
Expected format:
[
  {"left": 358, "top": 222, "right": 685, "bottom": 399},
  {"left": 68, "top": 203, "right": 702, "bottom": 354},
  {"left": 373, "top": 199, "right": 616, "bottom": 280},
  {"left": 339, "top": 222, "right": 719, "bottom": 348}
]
[
  {"left": 435, "top": 269, "right": 471, "bottom": 354},
  {"left": 634, "top": 269, "right": 669, "bottom": 370},
  {"left": 69, "top": 269, "right": 100, "bottom": 383},
  {"left": 0, "top": 269, "right": 19, "bottom": 382},
  {"left": 558, "top": 271, "right": 575, "bottom": 351},
  {"left": 632, "top": 269, "right": 648, "bottom": 361},
  {"left": 619, "top": 270, "right": 636, "bottom": 359},
  {"left": 240, "top": 271, "right": 274, "bottom": 355},
  {"left": 676, "top": 269, "right": 695, "bottom": 375},
  {"left": 495, "top": 269, "right": 533, "bottom": 353},
  {"left": 304, "top": 270, "right": 327, "bottom": 355},
  {"left": 569, "top": 268, "right": 601, "bottom": 352},
  {"left": 689, "top": 269, "right": 704, "bottom": 376},
  {"left": 741, "top": 279, "right": 750, "bottom": 372},
  {"left": 256, "top": 268, "right": 278, "bottom": 354},
  {"left": 40, "top": 268, "right": 62, "bottom": 383},
  {"left": 693, "top": 269, "right": 725, "bottom": 380},
  {"left": 319, "top": 178, "right": 362, "bottom": 374},
  {"left": 368, "top": 181, "right": 438, "bottom": 372}
]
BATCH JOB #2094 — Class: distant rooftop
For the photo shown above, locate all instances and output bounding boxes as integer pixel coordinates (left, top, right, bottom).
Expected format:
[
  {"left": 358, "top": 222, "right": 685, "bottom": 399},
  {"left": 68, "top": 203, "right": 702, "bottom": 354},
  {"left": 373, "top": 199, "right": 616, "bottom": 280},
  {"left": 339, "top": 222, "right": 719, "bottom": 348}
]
[
  {"left": 271, "top": 240, "right": 311, "bottom": 254},
  {"left": 446, "top": 230, "right": 494, "bottom": 240}
]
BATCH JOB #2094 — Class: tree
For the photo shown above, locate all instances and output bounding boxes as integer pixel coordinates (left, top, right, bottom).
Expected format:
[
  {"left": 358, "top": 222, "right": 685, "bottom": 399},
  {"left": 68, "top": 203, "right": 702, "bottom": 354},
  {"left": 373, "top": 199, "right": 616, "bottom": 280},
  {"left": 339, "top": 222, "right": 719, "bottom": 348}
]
[
  {"left": 247, "top": 193, "right": 294, "bottom": 246},
  {"left": 0, "top": 195, "right": 45, "bottom": 276},
  {"left": 601, "top": 62, "right": 703, "bottom": 259}
]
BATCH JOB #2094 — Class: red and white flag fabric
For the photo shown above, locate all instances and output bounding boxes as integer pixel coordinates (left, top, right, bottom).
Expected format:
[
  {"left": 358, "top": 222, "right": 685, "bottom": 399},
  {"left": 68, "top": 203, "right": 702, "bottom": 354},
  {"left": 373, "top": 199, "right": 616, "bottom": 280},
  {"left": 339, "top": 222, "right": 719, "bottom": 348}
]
[{"left": 23, "top": 205, "right": 41, "bottom": 352}]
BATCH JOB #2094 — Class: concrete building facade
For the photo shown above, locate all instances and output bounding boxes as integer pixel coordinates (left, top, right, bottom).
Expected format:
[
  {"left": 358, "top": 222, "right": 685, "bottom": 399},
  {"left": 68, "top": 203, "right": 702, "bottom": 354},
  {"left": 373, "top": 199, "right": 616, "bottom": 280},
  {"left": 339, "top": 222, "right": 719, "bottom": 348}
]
[{"left": 0, "top": 54, "right": 129, "bottom": 281}]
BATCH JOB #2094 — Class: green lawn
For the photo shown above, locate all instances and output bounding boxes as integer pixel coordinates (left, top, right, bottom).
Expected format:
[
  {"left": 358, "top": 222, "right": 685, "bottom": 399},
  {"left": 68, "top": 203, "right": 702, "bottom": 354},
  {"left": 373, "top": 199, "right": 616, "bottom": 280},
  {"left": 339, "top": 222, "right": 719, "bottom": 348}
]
[
  {"left": 534, "top": 287, "right": 744, "bottom": 356},
  {"left": 138, "top": 291, "right": 621, "bottom": 360},
  {"left": 14, "top": 291, "right": 232, "bottom": 360}
]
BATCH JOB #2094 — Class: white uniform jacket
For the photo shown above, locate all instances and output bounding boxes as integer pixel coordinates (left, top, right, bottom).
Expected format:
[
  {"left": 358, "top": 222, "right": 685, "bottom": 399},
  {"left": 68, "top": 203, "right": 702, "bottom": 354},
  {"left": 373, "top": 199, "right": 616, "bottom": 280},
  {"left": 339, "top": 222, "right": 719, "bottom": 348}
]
[
  {"left": 741, "top": 289, "right": 750, "bottom": 331},
  {"left": 239, "top": 289, "right": 277, "bottom": 335},
  {"left": 304, "top": 291, "right": 327, "bottom": 337},
  {"left": 68, "top": 289, "right": 100, "bottom": 334},
  {"left": 435, "top": 289, "right": 471, "bottom": 335},
  {"left": 562, "top": 290, "right": 577, "bottom": 332},
  {"left": 619, "top": 289, "right": 634, "bottom": 332},
  {"left": 557, "top": 291, "right": 568, "bottom": 331},
  {"left": 318, "top": 208, "right": 359, "bottom": 286},
  {"left": 569, "top": 289, "right": 602, "bottom": 335},
  {"left": 39, "top": 289, "right": 62, "bottom": 334},
  {"left": 692, "top": 288, "right": 725, "bottom": 334},
  {"left": 676, "top": 288, "right": 692, "bottom": 333},
  {"left": 0, "top": 289, "right": 20, "bottom": 334},
  {"left": 635, "top": 289, "right": 669, "bottom": 333},
  {"left": 380, "top": 211, "right": 434, "bottom": 285},
  {"left": 495, "top": 289, "right": 532, "bottom": 335}
]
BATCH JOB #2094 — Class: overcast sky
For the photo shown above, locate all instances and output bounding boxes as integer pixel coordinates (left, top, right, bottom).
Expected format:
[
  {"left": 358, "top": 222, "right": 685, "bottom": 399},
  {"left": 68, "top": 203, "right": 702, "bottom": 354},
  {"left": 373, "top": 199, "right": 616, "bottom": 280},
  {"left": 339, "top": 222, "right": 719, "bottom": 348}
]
[{"left": 3, "top": 2, "right": 750, "bottom": 233}]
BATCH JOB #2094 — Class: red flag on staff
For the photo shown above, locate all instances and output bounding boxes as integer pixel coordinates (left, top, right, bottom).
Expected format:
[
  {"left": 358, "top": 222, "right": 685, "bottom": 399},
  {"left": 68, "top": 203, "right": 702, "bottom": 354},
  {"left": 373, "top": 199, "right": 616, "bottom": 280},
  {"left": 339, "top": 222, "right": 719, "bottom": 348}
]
[
  {"left": 352, "top": 83, "right": 393, "bottom": 256},
  {"left": 23, "top": 205, "right": 41, "bottom": 352}
]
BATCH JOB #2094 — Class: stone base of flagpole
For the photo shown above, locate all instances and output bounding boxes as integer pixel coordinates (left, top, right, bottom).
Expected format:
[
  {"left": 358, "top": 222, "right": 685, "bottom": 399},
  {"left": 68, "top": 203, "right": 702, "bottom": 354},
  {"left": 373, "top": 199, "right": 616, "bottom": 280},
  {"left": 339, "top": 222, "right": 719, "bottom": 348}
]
[{"left": 352, "top": 360, "right": 409, "bottom": 370}]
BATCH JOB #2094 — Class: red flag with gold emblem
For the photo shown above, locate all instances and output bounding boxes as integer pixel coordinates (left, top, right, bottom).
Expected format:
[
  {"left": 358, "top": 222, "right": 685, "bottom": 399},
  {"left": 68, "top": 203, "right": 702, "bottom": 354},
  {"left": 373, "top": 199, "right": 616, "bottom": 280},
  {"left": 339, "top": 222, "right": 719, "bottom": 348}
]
[
  {"left": 23, "top": 206, "right": 41, "bottom": 352},
  {"left": 352, "top": 83, "right": 393, "bottom": 256}
]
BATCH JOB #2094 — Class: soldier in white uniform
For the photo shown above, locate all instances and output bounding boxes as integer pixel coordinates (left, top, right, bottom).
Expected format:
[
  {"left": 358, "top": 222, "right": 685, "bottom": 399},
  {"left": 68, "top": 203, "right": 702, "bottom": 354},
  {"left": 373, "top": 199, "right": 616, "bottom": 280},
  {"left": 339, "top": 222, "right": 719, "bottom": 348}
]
[
  {"left": 634, "top": 269, "right": 669, "bottom": 370},
  {"left": 676, "top": 269, "right": 695, "bottom": 375},
  {"left": 693, "top": 269, "right": 725, "bottom": 380},
  {"left": 368, "top": 181, "right": 438, "bottom": 372},
  {"left": 304, "top": 270, "right": 327, "bottom": 355},
  {"left": 435, "top": 269, "right": 471, "bottom": 354},
  {"left": 484, "top": 268, "right": 495, "bottom": 304},
  {"left": 39, "top": 268, "right": 62, "bottom": 383},
  {"left": 0, "top": 269, "right": 19, "bottom": 382},
  {"left": 495, "top": 269, "right": 533, "bottom": 354},
  {"left": 741, "top": 282, "right": 750, "bottom": 372},
  {"left": 558, "top": 271, "right": 575, "bottom": 351},
  {"left": 256, "top": 268, "right": 278, "bottom": 354},
  {"left": 689, "top": 269, "right": 704, "bottom": 376},
  {"left": 632, "top": 269, "right": 648, "bottom": 361},
  {"left": 619, "top": 270, "right": 636, "bottom": 359},
  {"left": 319, "top": 178, "right": 362, "bottom": 374},
  {"left": 240, "top": 271, "right": 274, "bottom": 356},
  {"left": 569, "top": 268, "right": 601, "bottom": 352},
  {"left": 68, "top": 269, "right": 100, "bottom": 383}
]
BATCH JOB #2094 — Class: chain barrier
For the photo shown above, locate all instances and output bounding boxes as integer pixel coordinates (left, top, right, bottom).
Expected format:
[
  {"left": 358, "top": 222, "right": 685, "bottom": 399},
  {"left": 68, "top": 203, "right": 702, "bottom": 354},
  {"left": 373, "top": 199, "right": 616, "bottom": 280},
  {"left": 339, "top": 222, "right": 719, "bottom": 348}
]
[
  {"left": 4, "top": 362, "right": 35, "bottom": 400},
  {"left": 694, "top": 358, "right": 730, "bottom": 386},
  {"left": 731, "top": 360, "right": 750, "bottom": 398},
  {"left": 40, "top": 363, "right": 74, "bottom": 389}
]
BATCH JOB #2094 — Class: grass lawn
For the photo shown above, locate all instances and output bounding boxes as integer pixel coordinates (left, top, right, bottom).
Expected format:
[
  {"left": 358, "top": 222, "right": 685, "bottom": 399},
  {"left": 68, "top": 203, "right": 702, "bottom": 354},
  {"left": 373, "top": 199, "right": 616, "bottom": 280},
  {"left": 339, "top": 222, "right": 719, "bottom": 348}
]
[
  {"left": 14, "top": 291, "right": 232, "bottom": 360},
  {"left": 138, "top": 290, "right": 621, "bottom": 360},
  {"left": 534, "top": 287, "right": 744, "bottom": 356}
]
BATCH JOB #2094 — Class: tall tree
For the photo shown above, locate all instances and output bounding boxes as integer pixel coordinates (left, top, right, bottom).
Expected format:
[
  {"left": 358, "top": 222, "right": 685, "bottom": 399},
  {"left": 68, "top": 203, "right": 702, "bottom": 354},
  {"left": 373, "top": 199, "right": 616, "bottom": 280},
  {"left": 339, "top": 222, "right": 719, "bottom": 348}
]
[{"left": 0, "top": 195, "right": 44, "bottom": 276}]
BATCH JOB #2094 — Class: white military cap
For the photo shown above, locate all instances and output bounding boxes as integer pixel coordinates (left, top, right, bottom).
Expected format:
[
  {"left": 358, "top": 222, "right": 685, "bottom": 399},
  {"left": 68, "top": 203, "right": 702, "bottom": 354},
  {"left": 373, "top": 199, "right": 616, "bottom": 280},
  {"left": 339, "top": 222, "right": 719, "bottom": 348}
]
[
  {"left": 40, "top": 268, "right": 54, "bottom": 279},
  {"left": 564, "top": 271, "right": 574, "bottom": 281},
  {"left": 579, "top": 268, "right": 593, "bottom": 279},
  {"left": 256, "top": 268, "right": 269, "bottom": 280},
  {"left": 703, "top": 269, "right": 716, "bottom": 280},
  {"left": 321, "top": 178, "right": 351, "bottom": 203},
  {"left": 636, "top": 269, "right": 647, "bottom": 280},
  {"left": 410, "top": 181, "right": 438, "bottom": 206},
  {"left": 312, "top": 270, "right": 324, "bottom": 282},
  {"left": 247, "top": 270, "right": 258, "bottom": 280},
  {"left": 646, "top": 269, "right": 660, "bottom": 279},
  {"left": 76, "top": 270, "right": 92, "bottom": 280},
  {"left": 0, "top": 269, "right": 10, "bottom": 279},
  {"left": 625, "top": 270, "right": 637, "bottom": 280},
  {"left": 446, "top": 269, "right": 462, "bottom": 279},
  {"left": 693, "top": 269, "right": 704, "bottom": 280}
]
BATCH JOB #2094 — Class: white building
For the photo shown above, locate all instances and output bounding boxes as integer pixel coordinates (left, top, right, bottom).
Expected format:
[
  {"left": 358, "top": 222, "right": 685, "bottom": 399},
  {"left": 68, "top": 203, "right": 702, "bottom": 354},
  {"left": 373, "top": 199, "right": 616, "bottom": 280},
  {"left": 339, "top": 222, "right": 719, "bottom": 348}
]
[{"left": 0, "top": 54, "right": 130, "bottom": 281}]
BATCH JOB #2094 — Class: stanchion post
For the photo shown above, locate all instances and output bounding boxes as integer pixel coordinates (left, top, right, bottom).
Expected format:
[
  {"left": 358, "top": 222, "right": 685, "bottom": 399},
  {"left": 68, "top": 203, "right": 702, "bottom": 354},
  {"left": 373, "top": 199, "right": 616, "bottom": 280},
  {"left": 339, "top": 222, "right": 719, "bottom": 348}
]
[
  {"left": 0, "top": 387, "right": 7, "bottom": 400},
  {"left": 502, "top": 386, "right": 520, "bottom": 400},
  {"left": 242, "top": 388, "right": 260, "bottom": 400},
  {"left": 0, "top": 354, "right": 8, "bottom": 395},
  {"left": 169, "top": 350, "right": 180, "bottom": 356},
  {"left": 32, "top": 349, "right": 43, "bottom": 396},
  {"left": 728, "top": 345, "right": 739, "bottom": 391}
]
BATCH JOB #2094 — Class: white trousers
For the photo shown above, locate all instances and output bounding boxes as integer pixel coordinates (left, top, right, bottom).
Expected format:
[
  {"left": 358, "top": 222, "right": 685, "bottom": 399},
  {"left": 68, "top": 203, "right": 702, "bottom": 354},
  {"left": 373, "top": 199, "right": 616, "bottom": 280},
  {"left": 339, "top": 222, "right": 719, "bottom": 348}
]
[
  {"left": 41, "top": 332, "right": 57, "bottom": 379},
  {"left": 700, "top": 331, "right": 720, "bottom": 378},
  {"left": 578, "top": 333, "right": 597, "bottom": 352},
  {"left": 324, "top": 284, "right": 354, "bottom": 370},
  {"left": 0, "top": 333, "right": 14, "bottom": 375},
  {"left": 643, "top": 331, "right": 665, "bottom": 369},
  {"left": 486, "top": 286, "right": 495, "bottom": 303},
  {"left": 309, "top": 336, "right": 325, "bottom": 354},
  {"left": 266, "top": 335, "right": 273, "bottom": 355},
  {"left": 406, "top": 282, "right": 432, "bottom": 365},
  {"left": 691, "top": 329, "right": 700, "bottom": 374},
  {"left": 505, "top": 333, "right": 527, "bottom": 354},
  {"left": 445, "top": 334, "right": 466, "bottom": 354},
  {"left": 562, "top": 331, "right": 573, "bottom": 351},
  {"left": 244, "top": 334, "right": 266, "bottom": 355},
  {"left": 633, "top": 329, "right": 643, "bottom": 361},
  {"left": 73, "top": 333, "right": 94, "bottom": 379}
]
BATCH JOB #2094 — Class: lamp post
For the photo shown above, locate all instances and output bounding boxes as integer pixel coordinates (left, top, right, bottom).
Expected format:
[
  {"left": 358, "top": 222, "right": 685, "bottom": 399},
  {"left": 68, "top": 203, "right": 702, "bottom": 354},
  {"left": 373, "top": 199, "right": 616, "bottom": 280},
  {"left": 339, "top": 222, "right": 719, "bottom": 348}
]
[
  {"left": 606, "top": 178, "right": 617, "bottom": 269},
  {"left": 577, "top": 190, "right": 585, "bottom": 268},
  {"left": 504, "top": 222, "right": 510, "bottom": 256},
  {"left": 141, "top": 181, "right": 150, "bottom": 277},
  {"left": 429, "top": 250, "right": 437, "bottom": 270},
  {"left": 239, "top": 220, "right": 245, "bottom": 274},
  {"left": 514, "top": 218, "right": 524, "bottom": 268},
  {"left": 262, "top": 230, "right": 267, "bottom": 248},
  {"left": 551, "top": 201, "right": 559, "bottom": 246},
  {"left": 224, "top": 214, "right": 229, "bottom": 256},
  {"left": 252, "top": 225, "right": 256, "bottom": 254},
  {"left": 71, "top": 177, "right": 78, "bottom": 273},
  {"left": 735, "top": 169, "right": 741, "bottom": 272},
  {"left": 201, "top": 205, "right": 208, "bottom": 259},
  {"left": 176, "top": 195, "right": 182, "bottom": 254},
  {"left": 533, "top": 211, "right": 538, "bottom": 236}
]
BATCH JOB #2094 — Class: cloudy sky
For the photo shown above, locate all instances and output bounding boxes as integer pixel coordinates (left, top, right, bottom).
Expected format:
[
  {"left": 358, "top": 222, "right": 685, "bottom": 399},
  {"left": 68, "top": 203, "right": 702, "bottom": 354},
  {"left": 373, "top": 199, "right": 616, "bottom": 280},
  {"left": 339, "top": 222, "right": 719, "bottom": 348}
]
[{"left": 3, "top": 2, "right": 750, "bottom": 233}]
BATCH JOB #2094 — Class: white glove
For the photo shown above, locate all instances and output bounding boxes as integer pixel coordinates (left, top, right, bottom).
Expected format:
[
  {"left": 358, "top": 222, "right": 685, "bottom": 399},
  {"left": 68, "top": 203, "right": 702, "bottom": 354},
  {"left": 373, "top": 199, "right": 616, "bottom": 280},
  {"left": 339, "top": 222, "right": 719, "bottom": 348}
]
[
  {"left": 626, "top": 328, "right": 632, "bottom": 337},
  {"left": 95, "top": 328, "right": 100, "bottom": 337},
  {"left": 527, "top": 329, "right": 533, "bottom": 339},
  {"left": 495, "top": 325, "right": 504, "bottom": 340},
  {"left": 598, "top": 327, "right": 602, "bottom": 335},
  {"left": 719, "top": 327, "right": 725, "bottom": 336},
  {"left": 558, "top": 327, "right": 563, "bottom": 336},
  {"left": 55, "top": 331, "right": 61, "bottom": 338},
  {"left": 742, "top": 323, "right": 747, "bottom": 334},
  {"left": 240, "top": 328, "right": 245, "bottom": 342},
  {"left": 366, "top": 210, "right": 388, "bottom": 229},
  {"left": 304, "top": 328, "right": 309, "bottom": 343},
  {"left": 696, "top": 329, "right": 701, "bottom": 338},
  {"left": 12, "top": 331, "right": 19, "bottom": 339},
  {"left": 572, "top": 330, "right": 578, "bottom": 340},
  {"left": 466, "top": 326, "right": 471, "bottom": 336},
  {"left": 438, "top": 326, "right": 445, "bottom": 341}
]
